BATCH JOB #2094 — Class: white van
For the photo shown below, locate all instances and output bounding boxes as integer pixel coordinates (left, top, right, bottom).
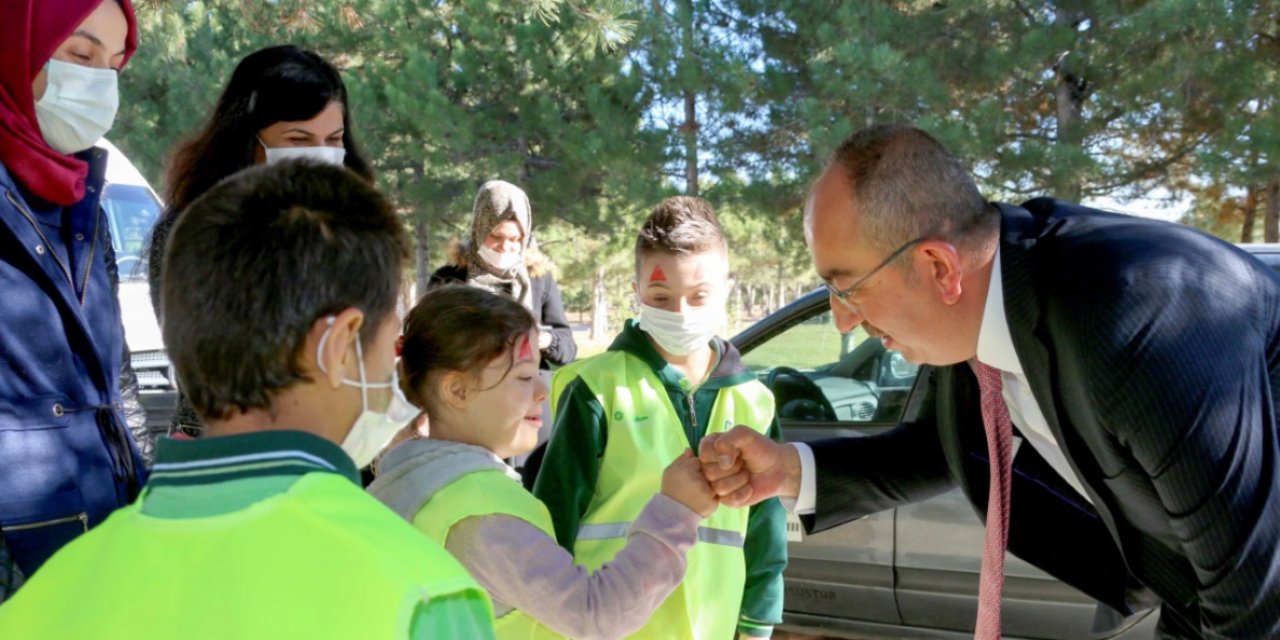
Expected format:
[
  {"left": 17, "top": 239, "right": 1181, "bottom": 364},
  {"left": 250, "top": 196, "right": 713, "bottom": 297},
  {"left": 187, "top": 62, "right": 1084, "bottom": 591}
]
[{"left": 98, "top": 139, "right": 177, "bottom": 425}]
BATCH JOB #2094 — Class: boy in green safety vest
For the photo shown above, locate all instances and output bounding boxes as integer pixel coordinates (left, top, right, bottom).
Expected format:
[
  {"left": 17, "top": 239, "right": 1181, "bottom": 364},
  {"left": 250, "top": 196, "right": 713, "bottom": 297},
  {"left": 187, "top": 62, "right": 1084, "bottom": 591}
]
[
  {"left": 370, "top": 284, "right": 722, "bottom": 639},
  {"left": 0, "top": 161, "right": 495, "bottom": 639},
  {"left": 534, "top": 196, "right": 788, "bottom": 639}
]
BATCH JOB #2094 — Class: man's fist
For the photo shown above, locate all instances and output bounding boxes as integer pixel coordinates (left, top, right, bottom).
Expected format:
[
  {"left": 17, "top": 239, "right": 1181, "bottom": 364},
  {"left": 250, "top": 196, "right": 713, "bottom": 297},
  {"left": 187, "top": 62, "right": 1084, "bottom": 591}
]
[{"left": 698, "top": 425, "right": 802, "bottom": 507}]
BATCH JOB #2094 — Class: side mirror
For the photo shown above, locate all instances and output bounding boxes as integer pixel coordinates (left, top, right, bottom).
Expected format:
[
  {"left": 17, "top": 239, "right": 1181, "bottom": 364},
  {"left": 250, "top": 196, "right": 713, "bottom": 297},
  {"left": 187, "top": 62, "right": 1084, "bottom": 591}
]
[{"left": 888, "top": 352, "right": 916, "bottom": 379}]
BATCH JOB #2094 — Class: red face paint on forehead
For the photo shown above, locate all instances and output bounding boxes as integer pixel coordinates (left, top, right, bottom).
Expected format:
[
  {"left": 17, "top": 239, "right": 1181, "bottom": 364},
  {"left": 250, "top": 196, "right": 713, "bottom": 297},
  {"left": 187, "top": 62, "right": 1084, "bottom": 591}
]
[
  {"left": 517, "top": 333, "right": 534, "bottom": 361},
  {"left": 693, "top": 262, "right": 704, "bottom": 281},
  {"left": 649, "top": 265, "right": 667, "bottom": 283}
]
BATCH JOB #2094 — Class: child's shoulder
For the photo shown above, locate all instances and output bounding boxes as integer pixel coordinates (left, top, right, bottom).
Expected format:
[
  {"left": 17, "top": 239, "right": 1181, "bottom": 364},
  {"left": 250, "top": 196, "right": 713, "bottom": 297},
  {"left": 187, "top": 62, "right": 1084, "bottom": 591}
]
[{"left": 556, "top": 347, "right": 632, "bottom": 375}]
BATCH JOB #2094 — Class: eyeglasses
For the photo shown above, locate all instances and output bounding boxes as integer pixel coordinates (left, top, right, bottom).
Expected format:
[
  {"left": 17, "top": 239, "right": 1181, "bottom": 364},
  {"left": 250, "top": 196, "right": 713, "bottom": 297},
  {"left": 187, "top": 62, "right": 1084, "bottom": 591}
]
[{"left": 824, "top": 236, "right": 927, "bottom": 315}]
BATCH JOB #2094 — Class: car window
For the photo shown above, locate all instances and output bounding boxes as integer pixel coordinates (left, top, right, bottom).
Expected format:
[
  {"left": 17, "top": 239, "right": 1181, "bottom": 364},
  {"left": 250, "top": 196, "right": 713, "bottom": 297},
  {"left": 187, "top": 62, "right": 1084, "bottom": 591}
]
[
  {"left": 741, "top": 307, "right": 921, "bottom": 424},
  {"left": 102, "top": 183, "right": 161, "bottom": 281}
]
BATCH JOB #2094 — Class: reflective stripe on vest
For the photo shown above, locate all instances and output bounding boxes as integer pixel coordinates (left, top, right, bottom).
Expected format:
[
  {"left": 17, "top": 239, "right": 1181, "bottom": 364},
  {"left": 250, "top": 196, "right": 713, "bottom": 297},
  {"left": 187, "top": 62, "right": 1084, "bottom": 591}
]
[
  {"left": 564, "top": 350, "right": 775, "bottom": 639},
  {"left": 0, "top": 473, "right": 491, "bottom": 639},
  {"left": 412, "top": 468, "right": 567, "bottom": 640},
  {"left": 577, "top": 522, "right": 746, "bottom": 548}
]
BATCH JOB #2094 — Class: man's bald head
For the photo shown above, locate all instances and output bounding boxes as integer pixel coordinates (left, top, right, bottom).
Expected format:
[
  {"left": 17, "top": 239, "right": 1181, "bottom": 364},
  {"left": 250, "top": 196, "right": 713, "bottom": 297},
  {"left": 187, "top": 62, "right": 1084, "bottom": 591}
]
[{"left": 824, "top": 124, "right": 997, "bottom": 253}]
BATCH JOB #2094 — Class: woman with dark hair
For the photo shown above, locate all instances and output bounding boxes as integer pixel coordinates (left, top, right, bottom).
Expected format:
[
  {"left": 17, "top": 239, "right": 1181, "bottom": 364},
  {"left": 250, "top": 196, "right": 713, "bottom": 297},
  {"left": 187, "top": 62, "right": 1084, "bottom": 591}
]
[
  {"left": 148, "top": 44, "right": 374, "bottom": 436},
  {"left": 0, "top": 0, "right": 148, "bottom": 601}
]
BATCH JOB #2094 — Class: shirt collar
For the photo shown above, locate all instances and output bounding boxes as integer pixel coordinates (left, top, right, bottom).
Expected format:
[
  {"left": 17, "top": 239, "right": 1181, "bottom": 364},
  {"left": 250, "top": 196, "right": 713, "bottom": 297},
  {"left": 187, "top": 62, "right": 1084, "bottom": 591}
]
[
  {"left": 976, "top": 246, "right": 1024, "bottom": 375},
  {"left": 149, "top": 430, "right": 360, "bottom": 488}
]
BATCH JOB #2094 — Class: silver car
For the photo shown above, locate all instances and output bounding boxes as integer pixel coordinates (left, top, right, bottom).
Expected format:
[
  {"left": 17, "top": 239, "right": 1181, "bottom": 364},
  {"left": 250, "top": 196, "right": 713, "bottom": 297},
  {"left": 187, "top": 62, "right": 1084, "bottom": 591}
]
[{"left": 731, "top": 244, "right": 1280, "bottom": 640}]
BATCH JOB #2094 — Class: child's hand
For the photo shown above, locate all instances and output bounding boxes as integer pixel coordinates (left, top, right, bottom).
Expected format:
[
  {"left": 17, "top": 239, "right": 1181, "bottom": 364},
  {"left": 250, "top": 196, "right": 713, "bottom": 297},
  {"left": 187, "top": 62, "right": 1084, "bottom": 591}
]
[{"left": 661, "top": 449, "right": 719, "bottom": 518}]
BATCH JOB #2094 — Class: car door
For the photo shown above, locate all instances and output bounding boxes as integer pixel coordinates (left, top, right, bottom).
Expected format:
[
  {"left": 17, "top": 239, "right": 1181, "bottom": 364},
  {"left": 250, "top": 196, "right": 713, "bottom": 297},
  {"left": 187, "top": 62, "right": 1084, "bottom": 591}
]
[{"left": 736, "top": 292, "right": 919, "bottom": 630}]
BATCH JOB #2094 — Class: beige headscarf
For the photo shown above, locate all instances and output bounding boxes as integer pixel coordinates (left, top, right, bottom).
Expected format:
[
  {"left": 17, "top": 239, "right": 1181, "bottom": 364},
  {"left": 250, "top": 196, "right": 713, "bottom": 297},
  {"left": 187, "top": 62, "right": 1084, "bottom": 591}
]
[{"left": 465, "top": 180, "right": 534, "bottom": 311}]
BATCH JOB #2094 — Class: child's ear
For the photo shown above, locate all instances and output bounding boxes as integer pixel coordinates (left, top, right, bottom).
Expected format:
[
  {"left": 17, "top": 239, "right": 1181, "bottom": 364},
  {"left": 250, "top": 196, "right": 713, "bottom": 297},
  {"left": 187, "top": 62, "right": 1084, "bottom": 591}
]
[
  {"left": 308, "top": 308, "right": 363, "bottom": 389},
  {"left": 439, "top": 371, "right": 469, "bottom": 410}
]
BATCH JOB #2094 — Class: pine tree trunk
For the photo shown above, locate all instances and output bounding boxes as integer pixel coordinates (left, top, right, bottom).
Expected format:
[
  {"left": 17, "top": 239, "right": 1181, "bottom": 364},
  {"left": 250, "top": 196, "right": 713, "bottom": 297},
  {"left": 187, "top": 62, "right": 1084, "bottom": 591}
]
[
  {"left": 678, "top": 0, "right": 698, "bottom": 196},
  {"left": 590, "top": 265, "right": 608, "bottom": 340},
  {"left": 411, "top": 163, "right": 430, "bottom": 301},
  {"left": 775, "top": 263, "right": 785, "bottom": 309},
  {"left": 1054, "top": 57, "right": 1087, "bottom": 203},
  {"left": 732, "top": 281, "right": 742, "bottom": 330},
  {"left": 1266, "top": 178, "right": 1280, "bottom": 244},
  {"left": 1241, "top": 187, "right": 1259, "bottom": 244},
  {"left": 1051, "top": 4, "right": 1089, "bottom": 203},
  {"left": 413, "top": 217, "right": 431, "bottom": 302}
]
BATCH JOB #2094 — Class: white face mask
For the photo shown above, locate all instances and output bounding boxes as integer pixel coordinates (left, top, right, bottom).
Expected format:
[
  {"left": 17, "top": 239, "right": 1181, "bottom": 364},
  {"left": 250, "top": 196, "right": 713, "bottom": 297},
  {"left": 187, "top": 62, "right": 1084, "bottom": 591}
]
[
  {"left": 316, "top": 318, "right": 420, "bottom": 468},
  {"left": 638, "top": 302, "right": 724, "bottom": 356},
  {"left": 477, "top": 244, "right": 523, "bottom": 272},
  {"left": 258, "top": 137, "right": 347, "bottom": 167},
  {"left": 35, "top": 59, "right": 119, "bottom": 155}
]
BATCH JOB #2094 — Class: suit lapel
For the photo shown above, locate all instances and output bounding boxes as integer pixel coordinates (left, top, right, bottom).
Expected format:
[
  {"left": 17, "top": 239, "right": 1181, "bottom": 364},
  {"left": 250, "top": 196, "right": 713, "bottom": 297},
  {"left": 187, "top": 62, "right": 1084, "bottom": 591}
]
[{"left": 996, "top": 202, "right": 1128, "bottom": 547}]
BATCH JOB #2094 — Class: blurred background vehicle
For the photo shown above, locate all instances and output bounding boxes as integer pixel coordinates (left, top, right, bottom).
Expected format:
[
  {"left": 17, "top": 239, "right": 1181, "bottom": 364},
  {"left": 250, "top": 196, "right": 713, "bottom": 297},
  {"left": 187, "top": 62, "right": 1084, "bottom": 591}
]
[{"left": 100, "top": 139, "right": 176, "bottom": 439}]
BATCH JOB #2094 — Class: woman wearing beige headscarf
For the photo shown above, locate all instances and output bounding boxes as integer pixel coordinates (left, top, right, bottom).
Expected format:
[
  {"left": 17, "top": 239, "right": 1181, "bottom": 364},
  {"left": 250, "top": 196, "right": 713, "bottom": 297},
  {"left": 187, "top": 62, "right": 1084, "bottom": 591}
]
[{"left": 428, "top": 180, "right": 577, "bottom": 368}]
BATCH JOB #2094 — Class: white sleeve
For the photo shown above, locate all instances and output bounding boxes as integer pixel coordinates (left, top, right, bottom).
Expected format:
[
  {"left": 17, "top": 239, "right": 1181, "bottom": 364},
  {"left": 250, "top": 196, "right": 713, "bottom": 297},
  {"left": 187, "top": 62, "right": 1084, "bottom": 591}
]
[{"left": 777, "top": 441, "right": 816, "bottom": 515}]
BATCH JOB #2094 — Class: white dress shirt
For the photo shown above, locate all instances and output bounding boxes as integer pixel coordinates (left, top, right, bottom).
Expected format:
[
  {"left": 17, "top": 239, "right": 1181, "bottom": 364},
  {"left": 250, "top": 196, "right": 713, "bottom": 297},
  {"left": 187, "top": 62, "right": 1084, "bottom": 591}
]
[{"left": 787, "top": 247, "right": 1091, "bottom": 515}]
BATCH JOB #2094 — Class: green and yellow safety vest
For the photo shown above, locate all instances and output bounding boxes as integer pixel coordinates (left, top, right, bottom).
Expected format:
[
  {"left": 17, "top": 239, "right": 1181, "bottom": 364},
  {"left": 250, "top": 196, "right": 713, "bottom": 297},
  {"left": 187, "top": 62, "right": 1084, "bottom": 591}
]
[
  {"left": 413, "top": 468, "right": 566, "bottom": 640},
  {"left": 0, "top": 472, "right": 490, "bottom": 639},
  {"left": 553, "top": 350, "right": 775, "bottom": 640}
]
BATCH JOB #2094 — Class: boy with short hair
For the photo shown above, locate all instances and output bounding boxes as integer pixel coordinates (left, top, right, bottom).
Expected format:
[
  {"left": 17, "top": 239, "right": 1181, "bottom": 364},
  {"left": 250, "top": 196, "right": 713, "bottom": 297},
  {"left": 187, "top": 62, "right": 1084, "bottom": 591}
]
[
  {"left": 534, "top": 196, "right": 787, "bottom": 639},
  {"left": 0, "top": 161, "right": 495, "bottom": 639}
]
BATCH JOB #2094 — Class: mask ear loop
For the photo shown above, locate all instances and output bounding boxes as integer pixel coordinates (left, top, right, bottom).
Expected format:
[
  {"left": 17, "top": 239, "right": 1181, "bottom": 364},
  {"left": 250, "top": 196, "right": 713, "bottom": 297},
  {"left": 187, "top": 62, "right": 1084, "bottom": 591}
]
[
  {"left": 314, "top": 314, "right": 392, "bottom": 396},
  {"left": 315, "top": 316, "right": 337, "bottom": 373},
  {"left": 354, "top": 329, "right": 370, "bottom": 414}
]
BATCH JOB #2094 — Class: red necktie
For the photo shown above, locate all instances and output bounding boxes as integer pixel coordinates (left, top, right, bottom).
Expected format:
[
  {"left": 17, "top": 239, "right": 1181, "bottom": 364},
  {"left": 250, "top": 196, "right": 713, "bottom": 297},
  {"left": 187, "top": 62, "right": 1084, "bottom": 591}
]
[{"left": 972, "top": 359, "right": 1014, "bottom": 639}]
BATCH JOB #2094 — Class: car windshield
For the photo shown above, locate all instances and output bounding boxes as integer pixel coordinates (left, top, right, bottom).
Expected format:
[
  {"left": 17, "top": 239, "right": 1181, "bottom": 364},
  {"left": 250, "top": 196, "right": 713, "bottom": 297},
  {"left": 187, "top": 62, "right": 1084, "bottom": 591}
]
[{"left": 102, "top": 183, "right": 161, "bottom": 281}]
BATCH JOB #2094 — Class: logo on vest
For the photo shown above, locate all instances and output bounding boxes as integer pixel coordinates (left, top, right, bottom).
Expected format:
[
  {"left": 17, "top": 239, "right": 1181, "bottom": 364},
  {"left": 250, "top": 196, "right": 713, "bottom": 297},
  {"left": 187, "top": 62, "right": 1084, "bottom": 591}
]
[{"left": 610, "top": 410, "right": 651, "bottom": 427}]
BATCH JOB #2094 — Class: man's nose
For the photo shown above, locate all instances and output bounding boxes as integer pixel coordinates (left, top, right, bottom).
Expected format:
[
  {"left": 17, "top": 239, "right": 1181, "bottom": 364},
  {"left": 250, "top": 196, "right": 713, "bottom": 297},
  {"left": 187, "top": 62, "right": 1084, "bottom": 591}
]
[{"left": 830, "top": 294, "right": 863, "bottom": 334}]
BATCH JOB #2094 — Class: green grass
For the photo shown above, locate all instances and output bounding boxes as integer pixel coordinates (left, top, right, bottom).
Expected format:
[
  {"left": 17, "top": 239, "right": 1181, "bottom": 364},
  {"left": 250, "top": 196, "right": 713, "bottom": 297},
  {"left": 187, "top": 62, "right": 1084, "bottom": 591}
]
[{"left": 740, "top": 322, "right": 853, "bottom": 371}]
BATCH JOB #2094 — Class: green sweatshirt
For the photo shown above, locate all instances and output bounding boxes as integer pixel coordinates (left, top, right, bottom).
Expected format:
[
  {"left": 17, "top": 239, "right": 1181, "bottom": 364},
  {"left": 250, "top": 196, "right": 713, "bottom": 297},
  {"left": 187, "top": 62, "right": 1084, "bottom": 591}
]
[{"left": 533, "top": 319, "right": 788, "bottom": 638}]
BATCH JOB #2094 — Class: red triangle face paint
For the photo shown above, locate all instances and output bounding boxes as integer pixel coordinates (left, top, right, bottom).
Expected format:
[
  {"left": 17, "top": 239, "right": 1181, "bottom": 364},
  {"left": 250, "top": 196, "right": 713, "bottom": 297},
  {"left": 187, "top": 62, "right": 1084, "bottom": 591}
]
[
  {"left": 518, "top": 334, "right": 534, "bottom": 361},
  {"left": 650, "top": 265, "right": 667, "bottom": 283}
]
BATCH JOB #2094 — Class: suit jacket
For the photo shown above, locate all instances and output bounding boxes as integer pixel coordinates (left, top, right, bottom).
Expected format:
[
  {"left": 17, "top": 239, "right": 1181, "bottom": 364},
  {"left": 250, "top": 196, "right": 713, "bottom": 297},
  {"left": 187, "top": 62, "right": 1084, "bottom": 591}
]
[{"left": 807, "top": 198, "right": 1280, "bottom": 638}]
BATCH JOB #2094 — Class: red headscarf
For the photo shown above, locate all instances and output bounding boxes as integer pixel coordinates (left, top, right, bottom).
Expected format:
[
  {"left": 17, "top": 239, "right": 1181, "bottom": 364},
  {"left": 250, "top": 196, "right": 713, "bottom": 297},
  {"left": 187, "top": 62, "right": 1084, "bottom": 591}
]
[{"left": 0, "top": 0, "right": 137, "bottom": 205}]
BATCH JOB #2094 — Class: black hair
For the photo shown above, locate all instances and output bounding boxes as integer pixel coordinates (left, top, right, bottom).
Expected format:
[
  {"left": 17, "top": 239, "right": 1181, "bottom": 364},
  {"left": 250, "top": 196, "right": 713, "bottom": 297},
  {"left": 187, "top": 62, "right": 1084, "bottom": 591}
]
[
  {"left": 147, "top": 46, "right": 376, "bottom": 321},
  {"left": 164, "top": 45, "right": 373, "bottom": 214},
  {"left": 161, "top": 160, "right": 408, "bottom": 421}
]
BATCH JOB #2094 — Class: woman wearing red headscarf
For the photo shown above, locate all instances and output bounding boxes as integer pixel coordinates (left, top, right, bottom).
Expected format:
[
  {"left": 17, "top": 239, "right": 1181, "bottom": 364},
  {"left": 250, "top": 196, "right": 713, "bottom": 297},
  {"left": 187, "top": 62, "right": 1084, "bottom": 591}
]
[{"left": 0, "top": 0, "right": 144, "bottom": 602}]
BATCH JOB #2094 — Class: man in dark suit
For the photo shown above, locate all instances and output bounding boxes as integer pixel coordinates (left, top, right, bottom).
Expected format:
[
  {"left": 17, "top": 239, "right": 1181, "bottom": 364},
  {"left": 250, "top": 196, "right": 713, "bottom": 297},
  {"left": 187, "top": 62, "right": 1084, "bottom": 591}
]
[{"left": 700, "top": 125, "right": 1280, "bottom": 639}]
